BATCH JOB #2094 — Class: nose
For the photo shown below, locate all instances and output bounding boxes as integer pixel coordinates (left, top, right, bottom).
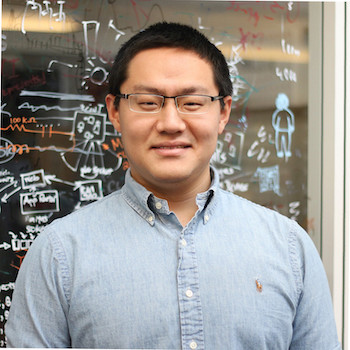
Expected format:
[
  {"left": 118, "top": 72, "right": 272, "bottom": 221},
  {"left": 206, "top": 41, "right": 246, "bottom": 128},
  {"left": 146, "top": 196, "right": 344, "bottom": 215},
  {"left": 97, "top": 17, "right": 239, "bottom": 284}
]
[{"left": 155, "top": 99, "right": 186, "bottom": 134}]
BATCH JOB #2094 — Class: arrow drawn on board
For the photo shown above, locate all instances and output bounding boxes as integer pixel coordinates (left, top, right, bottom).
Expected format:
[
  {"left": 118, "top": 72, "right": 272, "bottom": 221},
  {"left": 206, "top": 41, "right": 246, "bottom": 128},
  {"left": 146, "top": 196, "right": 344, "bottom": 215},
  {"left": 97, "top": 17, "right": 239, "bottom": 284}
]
[
  {"left": 1, "top": 187, "right": 21, "bottom": 203},
  {"left": 19, "top": 232, "right": 28, "bottom": 239},
  {"left": 8, "top": 231, "right": 17, "bottom": 239},
  {"left": 0, "top": 181, "right": 17, "bottom": 193},
  {"left": 0, "top": 242, "right": 11, "bottom": 250},
  {"left": 44, "top": 174, "right": 75, "bottom": 187}
]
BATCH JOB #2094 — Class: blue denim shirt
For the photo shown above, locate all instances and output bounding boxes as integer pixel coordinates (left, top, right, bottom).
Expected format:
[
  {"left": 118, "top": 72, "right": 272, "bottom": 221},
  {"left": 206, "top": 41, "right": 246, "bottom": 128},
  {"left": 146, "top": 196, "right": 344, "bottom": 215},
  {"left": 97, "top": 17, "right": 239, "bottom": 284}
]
[{"left": 6, "top": 168, "right": 341, "bottom": 349}]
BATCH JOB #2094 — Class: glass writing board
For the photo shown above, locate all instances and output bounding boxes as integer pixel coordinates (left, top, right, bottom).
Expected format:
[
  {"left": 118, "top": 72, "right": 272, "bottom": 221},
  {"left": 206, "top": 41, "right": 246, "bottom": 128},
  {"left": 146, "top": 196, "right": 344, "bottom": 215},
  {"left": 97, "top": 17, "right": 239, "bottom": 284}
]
[{"left": 1, "top": 1, "right": 309, "bottom": 344}]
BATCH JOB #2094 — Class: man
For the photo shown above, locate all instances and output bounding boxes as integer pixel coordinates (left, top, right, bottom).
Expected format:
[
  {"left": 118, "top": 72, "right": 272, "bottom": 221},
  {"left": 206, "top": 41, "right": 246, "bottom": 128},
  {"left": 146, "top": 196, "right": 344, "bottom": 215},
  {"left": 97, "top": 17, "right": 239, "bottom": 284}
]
[{"left": 6, "top": 22, "right": 340, "bottom": 349}]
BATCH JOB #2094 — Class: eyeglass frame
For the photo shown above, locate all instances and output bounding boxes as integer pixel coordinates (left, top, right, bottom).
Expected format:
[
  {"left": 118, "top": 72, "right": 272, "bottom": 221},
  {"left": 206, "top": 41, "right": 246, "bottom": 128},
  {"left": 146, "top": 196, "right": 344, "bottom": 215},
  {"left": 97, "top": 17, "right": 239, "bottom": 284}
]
[{"left": 114, "top": 93, "right": 225, "bottom": 114}]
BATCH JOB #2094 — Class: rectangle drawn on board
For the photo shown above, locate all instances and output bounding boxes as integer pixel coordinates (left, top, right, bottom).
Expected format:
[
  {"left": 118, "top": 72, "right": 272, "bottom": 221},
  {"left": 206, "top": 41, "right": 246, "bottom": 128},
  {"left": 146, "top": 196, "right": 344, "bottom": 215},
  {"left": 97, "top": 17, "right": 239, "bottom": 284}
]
[
  {"left": 76, "top": 180, "right": 103, "bottom": 202},
  {"left": 72, "top": 112, "right": 106, "bottom": 142},
  {"left": 20, "top": 170, "right": 45, "bottom": 189},
  {"left": 20, "top": 190, "right": 59, "bottom": 215}
]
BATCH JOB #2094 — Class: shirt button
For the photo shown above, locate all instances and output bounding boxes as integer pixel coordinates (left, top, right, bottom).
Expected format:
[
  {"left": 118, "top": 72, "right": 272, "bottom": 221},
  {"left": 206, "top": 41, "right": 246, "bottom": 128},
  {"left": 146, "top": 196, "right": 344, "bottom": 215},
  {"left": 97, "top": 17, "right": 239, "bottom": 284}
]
[
  {"left": 185, "top": 289, "right": 193, "bottom": 298},
  {"left": 181, "top": 238, "right": 187, "bottom": 246},
  {"left": 155, "top": 202, "right": 162, "bottom": 210},
  {"left": 147, "top": 216, "right": 153, "bottom": 223},
  {"left": 189, "top": 341, "right": 197, "bottom": 349},
  {"left": 204, "top": 214, "right": 210, "bottom": 223}
]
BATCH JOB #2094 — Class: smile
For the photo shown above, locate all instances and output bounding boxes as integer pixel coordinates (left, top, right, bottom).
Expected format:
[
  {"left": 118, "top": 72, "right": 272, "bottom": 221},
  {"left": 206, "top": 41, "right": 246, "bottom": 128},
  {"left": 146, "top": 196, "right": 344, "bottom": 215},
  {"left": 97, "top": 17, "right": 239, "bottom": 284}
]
[
  {"left": 151, "top": 143, "right": 191, "bottom": 156},
  {"left": 155, "top": 145, "right": 190, "bottom": 149}
]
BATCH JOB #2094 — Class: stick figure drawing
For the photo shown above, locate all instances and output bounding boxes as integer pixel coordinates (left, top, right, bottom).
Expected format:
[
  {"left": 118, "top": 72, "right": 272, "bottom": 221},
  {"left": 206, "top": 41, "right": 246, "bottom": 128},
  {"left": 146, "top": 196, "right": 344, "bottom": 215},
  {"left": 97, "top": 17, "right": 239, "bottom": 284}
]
[{"left": 272, "top": 93, "right": 295, "bottom": 161}]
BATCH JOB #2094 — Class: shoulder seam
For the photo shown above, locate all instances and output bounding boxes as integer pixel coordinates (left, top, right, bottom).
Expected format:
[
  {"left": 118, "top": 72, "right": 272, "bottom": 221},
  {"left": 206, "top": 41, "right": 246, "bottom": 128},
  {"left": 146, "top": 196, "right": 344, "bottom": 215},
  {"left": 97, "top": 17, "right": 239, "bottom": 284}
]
[
  {"left": 288, "top": 220, "right": 303, "bottom": 304},
  {"left": 47, "top": 228, "right": 71, "bottom": 304}
]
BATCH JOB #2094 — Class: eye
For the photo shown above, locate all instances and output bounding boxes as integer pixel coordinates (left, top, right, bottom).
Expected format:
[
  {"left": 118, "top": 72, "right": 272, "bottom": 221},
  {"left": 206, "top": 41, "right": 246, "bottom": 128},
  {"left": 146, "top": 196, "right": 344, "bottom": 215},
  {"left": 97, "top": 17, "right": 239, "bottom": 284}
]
[
  {"left": 131, "top": 95, "right": 162, "bottom": 111},
  {"left": 185, "top": 101, "right": 202, "bottom": 107},
  {"left": 179, "top": 95, "right": 208, "bottom": 112},
  {"left": 140, "top": 100, "right": 158, "bottom": 107}
]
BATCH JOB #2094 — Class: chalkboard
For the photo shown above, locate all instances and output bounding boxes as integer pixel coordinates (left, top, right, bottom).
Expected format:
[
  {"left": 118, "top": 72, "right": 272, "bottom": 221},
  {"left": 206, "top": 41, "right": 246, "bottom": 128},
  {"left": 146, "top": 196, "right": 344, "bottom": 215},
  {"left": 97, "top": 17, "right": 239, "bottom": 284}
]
[{"left": 1, "top": 0, "right": 309, "bottom": 344}]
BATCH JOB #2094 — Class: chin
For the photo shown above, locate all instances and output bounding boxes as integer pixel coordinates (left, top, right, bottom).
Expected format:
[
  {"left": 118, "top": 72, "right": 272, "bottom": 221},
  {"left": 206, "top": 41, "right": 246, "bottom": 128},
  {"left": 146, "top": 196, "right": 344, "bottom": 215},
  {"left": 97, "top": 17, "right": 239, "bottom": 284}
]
[
  {"left": 150, "top": 166, "right": 194, "bottom": 182},
  {"left": 152, "top": 171, "right": 190, "bottom": 183}
]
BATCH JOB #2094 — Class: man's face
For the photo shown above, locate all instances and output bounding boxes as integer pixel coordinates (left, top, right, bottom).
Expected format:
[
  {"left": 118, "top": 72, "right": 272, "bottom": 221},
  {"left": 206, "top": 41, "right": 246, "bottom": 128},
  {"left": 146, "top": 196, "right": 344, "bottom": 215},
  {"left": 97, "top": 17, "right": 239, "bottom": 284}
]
[{"left": 106, "top": 47, "right": 232, "bottom": 194}]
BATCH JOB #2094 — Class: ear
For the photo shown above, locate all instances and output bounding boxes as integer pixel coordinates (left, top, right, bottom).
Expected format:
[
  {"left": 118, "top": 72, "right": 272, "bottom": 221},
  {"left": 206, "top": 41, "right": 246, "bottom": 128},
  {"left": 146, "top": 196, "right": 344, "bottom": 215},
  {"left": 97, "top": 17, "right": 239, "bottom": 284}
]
[
  {"left": 218, "top": 96, "right": 232, "bottom": 134},
  {"left": 105, "top": 94, "right": 121, "bottom": 132}
]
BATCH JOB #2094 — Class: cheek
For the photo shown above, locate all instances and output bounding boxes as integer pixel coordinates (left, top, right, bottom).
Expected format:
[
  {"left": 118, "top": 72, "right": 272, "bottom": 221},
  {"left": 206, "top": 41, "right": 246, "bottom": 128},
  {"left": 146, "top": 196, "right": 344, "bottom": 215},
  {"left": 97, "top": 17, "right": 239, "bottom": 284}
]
[
  {"left": 120, "top": 127, "right": 141, "bottom": 151},
  {"left": 191, "top": 123, "right": 221, "bottom": 160},
  {"left": 192, "top": 122, "right": 220, "bottom": 142},
  {"left": 119, "top": 118, "right": 152, "bottom": 150}
]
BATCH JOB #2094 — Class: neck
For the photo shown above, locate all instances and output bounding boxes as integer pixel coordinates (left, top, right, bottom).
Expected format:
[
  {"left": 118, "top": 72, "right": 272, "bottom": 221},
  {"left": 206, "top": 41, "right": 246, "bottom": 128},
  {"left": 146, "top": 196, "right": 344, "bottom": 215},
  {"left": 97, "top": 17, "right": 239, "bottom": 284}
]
[
  {"left": 133, "top": 170, "right": 212, "bottom": 227},
  {"left": 159, "top": 189, "right": 201, "bottom": 227}
]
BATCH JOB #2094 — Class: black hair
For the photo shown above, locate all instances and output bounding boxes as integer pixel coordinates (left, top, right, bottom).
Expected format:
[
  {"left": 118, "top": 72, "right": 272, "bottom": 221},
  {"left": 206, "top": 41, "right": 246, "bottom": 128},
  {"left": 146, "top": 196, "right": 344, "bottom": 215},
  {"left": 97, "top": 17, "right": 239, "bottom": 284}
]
[{"left": 108, "top": 22, "right": 232, "bottom": 108}]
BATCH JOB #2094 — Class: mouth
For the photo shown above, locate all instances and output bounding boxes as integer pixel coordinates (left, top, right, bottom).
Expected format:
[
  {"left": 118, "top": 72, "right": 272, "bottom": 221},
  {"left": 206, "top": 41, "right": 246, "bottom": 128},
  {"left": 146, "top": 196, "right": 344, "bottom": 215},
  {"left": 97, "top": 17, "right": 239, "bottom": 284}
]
[
  {"left": 153, "top": 145, "right": 191, "bottom": 149},
  {"left": 151, "top": 142, "right": 191, "bottom": 156},
  {"left": 152, "top": 141, "right": 191, "bottom": 149}
]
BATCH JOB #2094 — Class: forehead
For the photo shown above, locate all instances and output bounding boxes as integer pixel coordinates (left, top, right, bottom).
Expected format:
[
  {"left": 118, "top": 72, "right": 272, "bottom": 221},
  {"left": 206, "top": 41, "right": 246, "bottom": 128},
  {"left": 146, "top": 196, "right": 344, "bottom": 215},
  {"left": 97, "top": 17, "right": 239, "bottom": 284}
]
[{"left": 123, "top": 47, "right": 217, "bottom": 93}]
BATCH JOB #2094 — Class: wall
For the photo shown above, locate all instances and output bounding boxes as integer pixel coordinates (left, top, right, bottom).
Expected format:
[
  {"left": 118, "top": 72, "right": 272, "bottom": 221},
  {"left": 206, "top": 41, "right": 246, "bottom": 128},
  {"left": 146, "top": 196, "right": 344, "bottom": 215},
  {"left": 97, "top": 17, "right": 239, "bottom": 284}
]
[{"left": 319, "top": 2, "right": 348, "bottom": 347}]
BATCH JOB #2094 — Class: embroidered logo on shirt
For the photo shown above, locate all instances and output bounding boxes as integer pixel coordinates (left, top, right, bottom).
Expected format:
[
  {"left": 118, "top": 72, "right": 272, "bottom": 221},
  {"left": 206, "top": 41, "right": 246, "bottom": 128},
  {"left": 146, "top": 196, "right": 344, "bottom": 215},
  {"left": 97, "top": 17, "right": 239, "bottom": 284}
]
[{"left": 255, "top": 279, "right": 263, "bottom": 293}]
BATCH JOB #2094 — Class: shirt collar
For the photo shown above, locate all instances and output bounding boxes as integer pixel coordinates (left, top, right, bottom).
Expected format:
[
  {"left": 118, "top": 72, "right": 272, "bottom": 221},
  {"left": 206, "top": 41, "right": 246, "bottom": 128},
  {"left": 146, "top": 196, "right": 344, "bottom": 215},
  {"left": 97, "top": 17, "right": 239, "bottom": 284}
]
[
  {"left": 195, "top": 167, "right": 217, "bottom": 211},
  {"left": 121, "top": 167, "right": 220, "bottom": 225}
]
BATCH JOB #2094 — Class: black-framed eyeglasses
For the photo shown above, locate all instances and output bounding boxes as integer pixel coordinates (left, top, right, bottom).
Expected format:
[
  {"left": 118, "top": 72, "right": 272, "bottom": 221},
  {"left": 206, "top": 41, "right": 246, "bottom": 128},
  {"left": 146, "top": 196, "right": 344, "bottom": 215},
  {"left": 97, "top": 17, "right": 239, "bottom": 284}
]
[{"left": 115, "top": 93, "right": 224, "bottom": 114}]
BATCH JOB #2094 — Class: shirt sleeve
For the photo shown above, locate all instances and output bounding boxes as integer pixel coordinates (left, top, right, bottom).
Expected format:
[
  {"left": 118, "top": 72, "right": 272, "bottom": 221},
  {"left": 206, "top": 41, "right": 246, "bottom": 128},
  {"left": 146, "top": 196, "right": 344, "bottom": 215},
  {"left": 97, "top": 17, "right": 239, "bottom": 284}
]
[
  {"left": 289, "top": 220, "right": 341, "bottom": 349},
  {"left": 5, "top": 228, "right": 71, "bottom": 347}
]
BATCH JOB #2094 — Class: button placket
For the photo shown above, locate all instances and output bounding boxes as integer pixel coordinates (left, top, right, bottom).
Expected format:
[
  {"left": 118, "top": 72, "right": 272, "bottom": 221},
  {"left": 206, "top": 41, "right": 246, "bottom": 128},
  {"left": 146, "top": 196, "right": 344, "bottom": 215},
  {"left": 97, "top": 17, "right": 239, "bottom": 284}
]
[{"left": 177, "top": 226, "right": 204, "bottom": 350}]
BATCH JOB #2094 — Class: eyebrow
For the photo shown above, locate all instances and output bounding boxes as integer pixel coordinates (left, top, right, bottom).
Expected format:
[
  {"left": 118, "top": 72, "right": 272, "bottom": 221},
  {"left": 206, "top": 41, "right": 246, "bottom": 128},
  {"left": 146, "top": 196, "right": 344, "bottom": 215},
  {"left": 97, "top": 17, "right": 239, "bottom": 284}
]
[{"left": 131, "top": 85, "right": 211, "bottom": 95}]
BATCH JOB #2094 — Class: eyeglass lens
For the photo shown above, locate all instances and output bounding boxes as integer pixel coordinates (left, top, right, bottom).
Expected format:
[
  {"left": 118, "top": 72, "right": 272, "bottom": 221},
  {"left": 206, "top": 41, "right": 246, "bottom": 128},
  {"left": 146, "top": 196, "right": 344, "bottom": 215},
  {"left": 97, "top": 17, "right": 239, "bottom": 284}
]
[{"left": 128, "top": 94, "right": 213, "bottom": 114}]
